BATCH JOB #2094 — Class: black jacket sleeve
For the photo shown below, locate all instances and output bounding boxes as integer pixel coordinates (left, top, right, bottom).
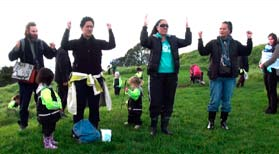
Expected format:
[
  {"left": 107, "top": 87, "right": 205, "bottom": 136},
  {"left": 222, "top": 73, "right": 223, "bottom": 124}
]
[
  {"left": 140, "top": 26, "right": 152, "bottom": 49},
  {"left": 42, "top": 41, "right": 56, "bottom": 59},
  {"left": 100, "top": 29, "right": 116, "bottom": 50},
  {"left": 59, "top": 52, "right": 71, "bottom": 83},
  {"left": 8, "top": 46, "right": 21, "bottom": 61},
  {"left": 198, "top": 39, "right": 212, "bottom": 56},
  {"left": 177, "top": 27, "right": 192, "bottom": 48},
  {"left": 237, "top": 38, "right": 253, "bottom": 56},
  {"left": 61, "top": 29, "right": 76, "bottom": 50}
]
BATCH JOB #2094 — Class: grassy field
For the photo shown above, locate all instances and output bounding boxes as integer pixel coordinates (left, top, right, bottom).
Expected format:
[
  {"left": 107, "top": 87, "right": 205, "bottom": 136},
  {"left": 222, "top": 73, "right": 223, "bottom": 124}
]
[
  {"left": 1, "top": 65, "right": 279, "bottom": 154},
  {"left": 1, "top": 45, "right": 279, "bottom": 154}
]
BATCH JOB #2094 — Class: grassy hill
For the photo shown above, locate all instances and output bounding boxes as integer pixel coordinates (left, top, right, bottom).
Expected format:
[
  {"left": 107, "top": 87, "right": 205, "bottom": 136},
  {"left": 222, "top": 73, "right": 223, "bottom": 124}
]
[{"left": 1, "top": 44, "right": 279, "bottom": 154}]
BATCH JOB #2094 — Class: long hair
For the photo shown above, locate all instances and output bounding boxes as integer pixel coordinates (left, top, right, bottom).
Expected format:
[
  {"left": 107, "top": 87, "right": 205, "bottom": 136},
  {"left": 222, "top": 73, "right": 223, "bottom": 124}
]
[
  {"left": 268, "top": 33, "right": 278, "bottom": 46},
  {"left": 24, "top": 22, "right": 36, "bottom": 37},
  {"left": 150, "top": 19, "right": 165, "bottom": 37}
]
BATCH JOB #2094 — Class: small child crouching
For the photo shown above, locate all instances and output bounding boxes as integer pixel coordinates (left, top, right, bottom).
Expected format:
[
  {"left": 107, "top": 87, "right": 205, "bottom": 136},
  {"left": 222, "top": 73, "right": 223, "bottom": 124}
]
[
  {"left": 124, "top": 76, "right": 143, "bottom": 129},
  {"left": 36, "top": 68, "right": 62, "bottom": 149},
  {"left": 8, "top": 94, "right": 20, "bottom": 109}
]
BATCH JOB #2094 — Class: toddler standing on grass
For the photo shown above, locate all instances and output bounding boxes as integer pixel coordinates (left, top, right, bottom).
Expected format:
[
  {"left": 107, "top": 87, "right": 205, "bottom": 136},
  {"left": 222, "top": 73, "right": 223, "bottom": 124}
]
[
  {"left": 113, "top": 71, "right": 122, "bottom": 96},
  {"left": 124, "top": 76, "right": 143, "bottom": 129},
  {"left": 36, "top": 68, "right": 62, "bottom": 149}
]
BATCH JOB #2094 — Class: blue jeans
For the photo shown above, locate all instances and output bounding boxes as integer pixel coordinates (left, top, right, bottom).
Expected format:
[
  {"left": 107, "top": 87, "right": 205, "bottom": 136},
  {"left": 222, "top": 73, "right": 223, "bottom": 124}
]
[{"left": 208, "top": 77, "right": 236, "bottom": 112}]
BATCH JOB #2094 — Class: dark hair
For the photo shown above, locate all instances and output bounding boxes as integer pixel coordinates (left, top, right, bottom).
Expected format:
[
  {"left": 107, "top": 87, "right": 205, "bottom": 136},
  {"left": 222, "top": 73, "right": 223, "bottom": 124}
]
[
  {"left": 36, "top": 68, "right": 54, "bottom": 86},
  {"left": 150, "top": 19, "right": 165, "bottom": 36},
  {"left": 12, "top": 95, "right": 20, "bottom": 101},
  {"left": 136, "top": 67, "right": 142, "bottom": 72},
  {"left": 25, "top": 22, "right": 36, "bottom": 37},
  {"left": 222, "top": 21, "right": 233, "bottom": 34},
  {"left": 80, "top": 16, "right": 94, "bottom": 28},
  {"left": 128, "top": 76, "right": 141, "bottom": 86},
  {"left": 268, "top": 33, "right": 278, "bottom": 46}
]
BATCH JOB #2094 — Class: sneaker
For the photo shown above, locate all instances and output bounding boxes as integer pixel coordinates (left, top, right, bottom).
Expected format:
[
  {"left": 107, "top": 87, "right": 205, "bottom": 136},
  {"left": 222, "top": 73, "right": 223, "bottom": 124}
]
[{"left": 134, "top": 125, "right": 141, "bottom": 129}]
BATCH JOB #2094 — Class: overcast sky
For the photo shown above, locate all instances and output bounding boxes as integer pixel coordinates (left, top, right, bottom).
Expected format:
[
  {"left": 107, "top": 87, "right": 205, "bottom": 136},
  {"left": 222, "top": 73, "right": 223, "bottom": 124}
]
[{"left": 1, "top": 0, "right": 278, "bottom": 70}]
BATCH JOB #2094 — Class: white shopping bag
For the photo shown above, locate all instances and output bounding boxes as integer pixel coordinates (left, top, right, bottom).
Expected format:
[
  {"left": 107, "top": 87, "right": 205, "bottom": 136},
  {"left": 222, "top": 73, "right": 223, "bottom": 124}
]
[
  {"left": 67, "top": 83, "right": 77, "bottom": 115},
  {"left": 100, "top": 129, "right": 112, "bottom": 142}
]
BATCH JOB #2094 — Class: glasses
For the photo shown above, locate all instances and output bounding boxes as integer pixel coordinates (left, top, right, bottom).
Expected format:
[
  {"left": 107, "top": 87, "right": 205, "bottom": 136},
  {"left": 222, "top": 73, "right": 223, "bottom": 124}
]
[{"left": 159, "top": 24, "right": 169, "bottom": 28}]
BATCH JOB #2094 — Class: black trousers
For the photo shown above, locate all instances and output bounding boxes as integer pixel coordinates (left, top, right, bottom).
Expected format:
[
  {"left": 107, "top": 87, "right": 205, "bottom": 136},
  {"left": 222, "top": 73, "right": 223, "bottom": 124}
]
[
  {"left": 149, "top": 73, "right": 178, "bottom": 118},
  {"left": 57, "top": 83, "right": 68, "bottom": 111},
  {"left": 264, "top": 68, "right": 278, "bottom": 113},
  {"left": 237, "top": 73, "right": 245, "bottom": 87},
  {"left": 114, "top": 87, "right": 121, "bottom": 95},
  {"left": 42, "top": 121, "right": 56, "bottom": 137},
  {"left": 73, "top": 78, "right": 102, "bottom": 127},
  {"left": 18, "top": 82, "right": 38, "bottom": 127},
  {"left": 128, "top": 110, "right": 142, "bottom": 125}
]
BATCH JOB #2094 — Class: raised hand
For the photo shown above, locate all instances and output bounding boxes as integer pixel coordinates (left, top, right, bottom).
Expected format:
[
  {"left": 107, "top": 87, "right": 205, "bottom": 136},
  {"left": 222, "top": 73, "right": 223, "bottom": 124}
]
[
  {"left": 246, "top": 31, "right": 252, "bottom": 39},
  {"left": 67, "top": 21, "right": 71, "bottom": 30},
  {"left": 15, "top": 41, "right": 20, "bottom": 49},
  {"left": 107, "top": 23, "right": 112, "bottom": 29},
  {"left": 198, "top": 31, "right": 203, "bottom": 39},
  {"left": 186, "top": 17, "right": 189, "bottom": 28},
  {"left": 144, "top": 15, "right": 148, "bottom": 26},
  {"left": 49, "top": 42, "right": 55, "bottom": 49}
]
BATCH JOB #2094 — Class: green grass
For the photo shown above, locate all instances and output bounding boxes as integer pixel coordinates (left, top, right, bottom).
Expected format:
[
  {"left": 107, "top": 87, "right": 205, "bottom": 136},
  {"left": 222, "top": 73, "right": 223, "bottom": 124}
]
[
  {"left": 1, "top": 66, "right": 278, "bottom": 154},
  {"left": 1, "top": 45, "right": 279, "bottom": 154}
]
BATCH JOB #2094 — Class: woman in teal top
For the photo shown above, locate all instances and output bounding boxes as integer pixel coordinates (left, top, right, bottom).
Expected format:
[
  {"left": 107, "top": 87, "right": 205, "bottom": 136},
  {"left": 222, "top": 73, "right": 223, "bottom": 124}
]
[{"left": 140, "top": 16, "right": 192, "bottom": 136}]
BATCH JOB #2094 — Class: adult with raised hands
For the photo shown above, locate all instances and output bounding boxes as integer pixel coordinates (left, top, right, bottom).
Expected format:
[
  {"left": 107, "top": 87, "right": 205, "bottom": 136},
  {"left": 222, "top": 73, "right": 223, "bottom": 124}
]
[
  {"left": 8, "top": 22, "right": 57, "bottom": 131},
  {"left": 61, "top": 16, "right": 115, "bottom": 130},
  {"left": 198, "top": 21, "right": 253, "bottom": 130},
  {"left": 140, "top": 15, "right": 192, "bottom": 136}
]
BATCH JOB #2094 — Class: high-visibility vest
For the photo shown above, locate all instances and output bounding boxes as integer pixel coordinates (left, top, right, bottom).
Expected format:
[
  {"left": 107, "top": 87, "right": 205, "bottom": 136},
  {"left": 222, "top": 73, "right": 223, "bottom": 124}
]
[{"left": 39, "top": 87, "right": 62, "bottom": 110}]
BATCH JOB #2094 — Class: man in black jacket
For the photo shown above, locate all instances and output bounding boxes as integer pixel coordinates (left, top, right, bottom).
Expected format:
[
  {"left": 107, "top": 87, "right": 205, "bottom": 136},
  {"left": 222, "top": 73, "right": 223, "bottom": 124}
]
[
  {"left": 55, "top": 48, "right": 72, "bottom": 116},
  {"left": 198, "top": 21, "right": 252, "bottom": 130},
  {"left": 61, "top": 16, "right": 115, "bottom": 128},
  {"left": 8, "top": 22, "right": 57, "bottom": 130}
]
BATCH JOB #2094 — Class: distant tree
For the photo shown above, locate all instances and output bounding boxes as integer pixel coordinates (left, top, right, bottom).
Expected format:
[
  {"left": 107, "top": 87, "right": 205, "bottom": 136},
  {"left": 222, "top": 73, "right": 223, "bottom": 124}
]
[
  {"left": 112, "top": 43, "right": 150, "bottom": 67},
  {"left": 0, "top": 66, "right": 15, "bottom": 87}
]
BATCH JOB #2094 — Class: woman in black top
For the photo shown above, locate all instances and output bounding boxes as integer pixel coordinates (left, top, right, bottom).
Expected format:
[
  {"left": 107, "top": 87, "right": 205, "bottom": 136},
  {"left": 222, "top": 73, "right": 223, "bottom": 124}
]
[
  {"left": 140, "top": 16, "right": 192, "bottom": 136},
  {"left": 61, "top": 16, "right": 115, "bottom": 128}
]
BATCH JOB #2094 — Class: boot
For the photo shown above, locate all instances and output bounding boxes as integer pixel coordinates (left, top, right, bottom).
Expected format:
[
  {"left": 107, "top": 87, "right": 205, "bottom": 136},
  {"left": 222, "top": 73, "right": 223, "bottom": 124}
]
[
  {"left": 220, "top": 112, "right": 229, "bottom": 130},
  {"left": 161, "top": 117, "right": 173, "bottom": 135},
  {"left": 207, "top": 111, "right": 216, "bottom": 130},
  {"left": 43, "top": 136, "right": 57, "bottom": 149},
  {"left": 150, "top": 117, "right": 158, "bottom": 136},
  {"left": 50, "top": 133, "right": 58, "bottom": 145}
]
